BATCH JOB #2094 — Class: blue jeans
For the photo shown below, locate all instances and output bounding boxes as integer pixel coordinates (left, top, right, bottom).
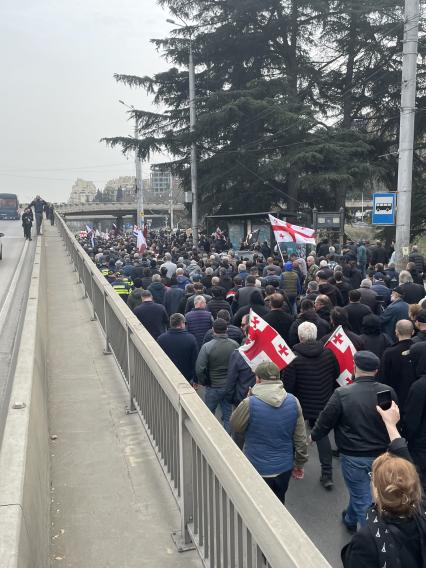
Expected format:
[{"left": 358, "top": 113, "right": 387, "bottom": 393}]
[
  {"left": 204, "top": 387, "right": 232, "bottom": 433},
  {"left": 341, "top": 454, "right": 374, "bottom": 527}
]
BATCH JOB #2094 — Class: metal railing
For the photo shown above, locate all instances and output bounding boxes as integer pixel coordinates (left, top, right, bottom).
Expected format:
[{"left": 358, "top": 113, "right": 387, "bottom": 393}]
[{"left": 56, "top": 213, "right": 331, "bottom": 568}]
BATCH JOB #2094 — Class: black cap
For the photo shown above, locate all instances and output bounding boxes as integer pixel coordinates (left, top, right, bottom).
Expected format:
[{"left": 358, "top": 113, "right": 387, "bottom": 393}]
[
  {"left": 373, "top": 272, "right": 384, "bottom": 281},
  {"left": 416, "top": 309, "right": 426, "bottom": 324},
  {"left": 394, "top": 285, "right": 405, "bottom": 297},
  {"left": 354, "top": 351, "right": 380, "bottom": 372},
  {"left": 213, "top": 318, "right": 228, "bottom": 334}
]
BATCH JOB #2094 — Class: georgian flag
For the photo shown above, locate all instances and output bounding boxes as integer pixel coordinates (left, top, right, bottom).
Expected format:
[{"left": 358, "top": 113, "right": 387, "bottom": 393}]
[
  {"left": 324, "top": 326, "right": 356, "bottom": 386},
  {"left": 238, "top": 310, "right": 296, "bottom": 371},
  {"left": 268, "top": 214, "right": 316, "bottom": 245}
]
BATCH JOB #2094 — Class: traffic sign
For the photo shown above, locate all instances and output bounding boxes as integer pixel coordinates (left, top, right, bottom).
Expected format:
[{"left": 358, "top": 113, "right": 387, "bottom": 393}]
[{"left": 372, "top": 193, "right": 396, "bottom": 225}]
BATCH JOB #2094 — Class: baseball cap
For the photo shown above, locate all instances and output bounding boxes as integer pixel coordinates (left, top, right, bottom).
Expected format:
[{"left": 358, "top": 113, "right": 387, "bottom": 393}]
[{"left": 255, "top": 362, "right": 281, "bottom": 381}]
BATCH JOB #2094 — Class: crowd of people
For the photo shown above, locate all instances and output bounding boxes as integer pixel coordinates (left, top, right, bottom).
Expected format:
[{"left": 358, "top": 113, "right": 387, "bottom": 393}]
[{"left": 78, "top": 226, "right": 426, "bottom": 567}]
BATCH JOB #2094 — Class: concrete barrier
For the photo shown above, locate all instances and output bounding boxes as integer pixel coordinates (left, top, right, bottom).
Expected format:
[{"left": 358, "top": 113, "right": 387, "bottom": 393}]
[{"left": 0, "top": 238, "right": 49, "bottom": 568}]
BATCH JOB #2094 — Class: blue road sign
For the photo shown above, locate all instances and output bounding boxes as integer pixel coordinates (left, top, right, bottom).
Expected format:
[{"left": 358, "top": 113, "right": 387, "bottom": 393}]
[{"left": 372, "top": 193, "right": 396, "bottom": 226}]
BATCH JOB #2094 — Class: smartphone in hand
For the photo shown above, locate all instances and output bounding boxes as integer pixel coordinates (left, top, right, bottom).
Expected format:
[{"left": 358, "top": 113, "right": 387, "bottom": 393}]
[{"left": 377, "top": 390, "right": 392, "bottom": 411}]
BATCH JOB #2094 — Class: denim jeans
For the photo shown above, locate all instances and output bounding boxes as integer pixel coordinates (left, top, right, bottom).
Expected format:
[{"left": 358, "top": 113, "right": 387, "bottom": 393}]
[
  {"left": 204, "top": 387, "right": 232, "bottom": 433},
  {"left": 341, "top": 454, "right": 375, "bottom": 527}
]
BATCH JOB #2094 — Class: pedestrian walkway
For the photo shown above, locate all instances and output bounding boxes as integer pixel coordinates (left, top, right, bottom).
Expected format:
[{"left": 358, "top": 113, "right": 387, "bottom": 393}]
[{"left": 45, "top": 224, "right": 202, "bottom": 568}]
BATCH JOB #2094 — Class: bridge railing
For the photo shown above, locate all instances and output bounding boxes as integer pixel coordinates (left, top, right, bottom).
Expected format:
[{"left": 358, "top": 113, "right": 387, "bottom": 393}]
[{"left": 56, "top": 213, "right": 331, "bottom": 568}]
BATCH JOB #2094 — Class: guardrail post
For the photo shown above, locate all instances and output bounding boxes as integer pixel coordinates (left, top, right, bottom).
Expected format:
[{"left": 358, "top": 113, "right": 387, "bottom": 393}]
[
  {"left": 89, "top": 277, "right": 96, "bottom": 321},
  {"left": 103, "top": 291, "right": 112, "bottom": 355},
  {"left": 172, "top": 405, "right": 195, "bottom": 552},
  {"left": 127, "top": 325, "right": 136, "bottom": 412}
]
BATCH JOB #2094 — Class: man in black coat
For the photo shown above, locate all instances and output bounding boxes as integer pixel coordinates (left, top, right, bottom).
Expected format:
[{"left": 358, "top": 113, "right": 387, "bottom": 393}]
[
  {"left": 343, "top": 290, "right": 372, "bottom": 335},
  {"left": 283, "top": 321, "right": 339, "bottom": 489},
  {"left": 413, "top": 309, "right": 426, "bottom": 344},
  {"left": 408, "top": 245, "right": 425, "bottom": 278},
  {"left": 371, "top": 240, "right": 388, "bottom": 266},
  {"left": 399, "top": 270, "right": 425, "bottom": 304},
  {"left": 311, "top": 351, "right": 397, "bottom": 532},
  {"left": 405, "top": 341, "right": 426, "bottom": 491},
  {"left": 378, "top": 319, "right": 415, "bottom": 410},
  {"left": 133, "top": 290, "right": 169, "bottom": 340},
  {"left": 316, "top": 270, "right": 344, "bottom": 306},
  {"left": 158, "top": 313, "right": 198, "bottom": 383},
  {"left": 288, "top": 299, "right": 330, "bottom": 347},
  {"left": 263, "top": 293, "right": 294, "bottom": 343}
]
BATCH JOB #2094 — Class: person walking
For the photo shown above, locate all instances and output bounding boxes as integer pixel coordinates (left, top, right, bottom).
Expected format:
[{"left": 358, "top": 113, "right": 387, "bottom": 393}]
[
  {"left": 186, "top": 295, "right": 214, "bottom": 351},
  {"left": 133, "top": 290, "right": 169, "bottom": 340},
  {"left": 310, "top": 351, "right": 398, "bottom": 532},
  {"left": 29, "top": 195, "right": 46, "bottom": 235},
  {"left": 343, "top": 290, "right": 372, "bottom": 335},
  {"left": 196, "top": 319, "right": 239, "bottom": 432},
  {"left": 230, "top": 362, "right": 308, "bottom": 504},
  {"left": 158, "top": 313, "right": 198, "bottom": 385},
  {"left": 380, "top": 286, "right": 409, "bottom": 341},
  {"left": 21, "top": 207, "right": 33, "bottom": 241},
  {"left": 283, "top": 321, "right": 339, "bottom": 489}
]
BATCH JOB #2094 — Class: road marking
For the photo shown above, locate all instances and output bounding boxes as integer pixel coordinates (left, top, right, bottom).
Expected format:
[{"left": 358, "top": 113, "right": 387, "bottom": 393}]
[{"left": 0, "top": 240, "right": 29, "bottom": 332}]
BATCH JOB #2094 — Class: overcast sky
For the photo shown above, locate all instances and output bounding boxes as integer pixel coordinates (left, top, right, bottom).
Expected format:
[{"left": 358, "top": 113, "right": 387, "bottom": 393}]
[{"left": 0, "top": 0, "right": 173, "bottom": 203}]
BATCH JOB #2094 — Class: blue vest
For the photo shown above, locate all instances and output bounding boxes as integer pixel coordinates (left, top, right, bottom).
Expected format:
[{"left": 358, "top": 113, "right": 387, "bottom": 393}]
[{"left": 245, "top": 393, "right": 298, "bottom": 476}]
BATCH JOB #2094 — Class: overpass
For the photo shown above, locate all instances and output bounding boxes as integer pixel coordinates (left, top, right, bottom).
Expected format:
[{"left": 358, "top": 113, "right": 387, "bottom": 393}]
[
  {"left": 0, "top": 215, "right": 355, "bottom": 568},
  {"left": 57, "top": 201, "right": 185, "bottom": 218}
]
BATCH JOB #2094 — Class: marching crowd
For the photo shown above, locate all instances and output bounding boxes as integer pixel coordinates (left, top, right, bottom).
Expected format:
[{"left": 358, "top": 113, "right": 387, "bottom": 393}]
[{"left": 79, "top": 227, "right": 426, "bottom": 567}]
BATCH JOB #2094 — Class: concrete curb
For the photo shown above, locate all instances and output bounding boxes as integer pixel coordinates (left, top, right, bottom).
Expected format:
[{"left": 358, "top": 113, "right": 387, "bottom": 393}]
[{"left": 0, "top": 237, "right": 49, "bottom": 568}]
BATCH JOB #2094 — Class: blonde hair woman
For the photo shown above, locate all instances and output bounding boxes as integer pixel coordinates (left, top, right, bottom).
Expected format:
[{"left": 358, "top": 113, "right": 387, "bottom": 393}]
[{"left": 342, "top": 402, "right": 426, "bottom": 567}]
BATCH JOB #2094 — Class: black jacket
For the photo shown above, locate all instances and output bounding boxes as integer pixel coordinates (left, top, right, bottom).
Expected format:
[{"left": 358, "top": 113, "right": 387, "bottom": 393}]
[
  {"left": 288, "top": 310, "right": 330, "bottom": 347},
  {"left": 409, "top": 251, "right": 425, "bottom": 275},
  {"left": 401, "top": 282, "right": 425, "bottom": 304},
  {"left": 378, "top": 339, "right": 415, "bottom": 409},
  {"left": 405, "top": 375, "right": 426, "bottom": 468},
  {"left": 157, "top": 329, "right": 198, "bottom": 382},
  {"left": 318, "top": 282, "right": 343, "bottom": 306},
  {"left": 282, "top": 341, "right": 339, "bottom": 420},
  {"left": 133, "top": 301, "right": 169, "bottom": 340},
  {"left": 207, "top": 297, "right": 232, "bottom": 319},
  {"left": 311, "top": 377, "right": 397, "bottom": 457},
  {"left": 263, "top": 309, "right": 294, "bottom": 343},
  {"left": 343, "top": 303, "right": 372, "bottom": 334}
]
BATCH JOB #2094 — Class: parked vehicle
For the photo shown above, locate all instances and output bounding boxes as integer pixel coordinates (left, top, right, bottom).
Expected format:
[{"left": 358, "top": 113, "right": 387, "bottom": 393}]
[{"left": 0, "top": 194, "right": 20, "bottom": 220}]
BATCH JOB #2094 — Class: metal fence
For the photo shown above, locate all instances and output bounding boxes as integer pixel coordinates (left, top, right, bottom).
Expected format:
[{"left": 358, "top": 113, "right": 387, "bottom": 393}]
[{"left": 56, "top": 213, "right": 331, "bottom": 568}]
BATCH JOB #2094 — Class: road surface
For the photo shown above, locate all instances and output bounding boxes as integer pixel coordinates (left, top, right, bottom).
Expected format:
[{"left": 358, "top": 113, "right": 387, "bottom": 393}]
[{"left": 0, "top": 219, "right": 36, "bottom": 444}]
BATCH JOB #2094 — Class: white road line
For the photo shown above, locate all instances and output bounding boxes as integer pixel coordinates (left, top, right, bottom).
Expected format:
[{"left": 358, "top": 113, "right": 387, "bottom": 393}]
[{"left": 0, "top": 240, "right": 29, "bottom": 331}]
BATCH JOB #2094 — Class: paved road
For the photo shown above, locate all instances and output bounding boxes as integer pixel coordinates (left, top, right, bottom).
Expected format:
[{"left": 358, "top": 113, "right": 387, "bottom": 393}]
[{"left": 0, "top": 220, "right": 36, "bottom": 444}]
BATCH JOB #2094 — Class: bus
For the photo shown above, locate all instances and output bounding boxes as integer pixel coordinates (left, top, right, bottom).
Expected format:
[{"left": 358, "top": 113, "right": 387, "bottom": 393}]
[{"left": 0, "top": 193, "right": 20, "bottom": 220}]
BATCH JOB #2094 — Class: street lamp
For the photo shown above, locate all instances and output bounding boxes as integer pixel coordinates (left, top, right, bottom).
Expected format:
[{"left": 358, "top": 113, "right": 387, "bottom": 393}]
[
  {"left": 119, "top": 99, "right": 144, "bottom": 230},
  {"left": 167, "top": 18, "right": 198, "bottom": 245}
]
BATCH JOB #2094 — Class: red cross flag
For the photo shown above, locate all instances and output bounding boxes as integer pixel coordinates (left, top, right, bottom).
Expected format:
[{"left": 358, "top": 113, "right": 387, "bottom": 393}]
[
  {"left": 324, "top": 326, "right": 356, "bottom": 387},
  {"left": 238, "top": 310, "right": 296, "bottom": 371},
  {"left": 268, "top": 214, "right": 316, "bottom": 245}
]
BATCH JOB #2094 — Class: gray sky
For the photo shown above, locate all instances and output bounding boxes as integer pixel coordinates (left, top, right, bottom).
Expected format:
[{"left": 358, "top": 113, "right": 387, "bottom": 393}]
[{"left": 0, "top": 0, "right": 173, "bottom": 203}]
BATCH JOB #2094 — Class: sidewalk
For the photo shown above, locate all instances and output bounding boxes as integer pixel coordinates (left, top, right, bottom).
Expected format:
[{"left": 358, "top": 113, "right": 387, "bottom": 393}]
[{"left": 45, "top": 225, "right": 201, "bottom": 568}]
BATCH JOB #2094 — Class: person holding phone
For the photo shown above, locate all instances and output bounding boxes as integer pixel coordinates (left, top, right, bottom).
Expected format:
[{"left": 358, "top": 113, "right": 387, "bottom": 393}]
[
  {"left": 342, "top": 402, "right": 426, "bottom": 568},
  {"left": 310, "top": 351, "right": 397, "bottom": 532}
]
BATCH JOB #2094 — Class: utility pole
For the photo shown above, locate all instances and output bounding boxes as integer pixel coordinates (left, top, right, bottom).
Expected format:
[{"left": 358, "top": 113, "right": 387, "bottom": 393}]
[
  {"left": 395, "top": 0, "right": 420, "bottom": 269},
  {"left": 134, "top": 118, "right": 144, "bottom": 230},
  {"left": 119, "top": 99, "right": 144, "bottom": 229},
  {"left": 189, "top": 39, "right": 198, "bottom": 245},
  {"left": 167, "top": 18, "right": 198, "bottom": 245}
]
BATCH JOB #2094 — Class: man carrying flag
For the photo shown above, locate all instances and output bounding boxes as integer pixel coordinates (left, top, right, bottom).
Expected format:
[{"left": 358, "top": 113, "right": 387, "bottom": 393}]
[
  {"left": 238, "top": 309, "right": 296, "bottom": 371},
  {"left": 133, "top": 225, "right": 147, "bottom": 254},
  {"left": 282, "top": 322, "right": 340, "bottom": 490}
]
